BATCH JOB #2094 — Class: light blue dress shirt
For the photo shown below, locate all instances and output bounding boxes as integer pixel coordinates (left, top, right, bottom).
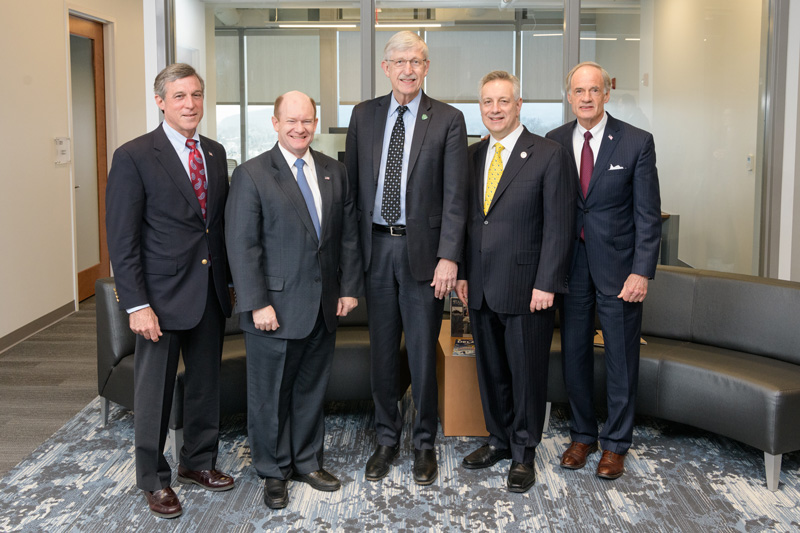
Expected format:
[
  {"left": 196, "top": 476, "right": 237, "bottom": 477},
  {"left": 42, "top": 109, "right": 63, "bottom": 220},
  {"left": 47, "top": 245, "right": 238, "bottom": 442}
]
[{"left": 372, "top": 91, "right": 422, "bottom": 226}]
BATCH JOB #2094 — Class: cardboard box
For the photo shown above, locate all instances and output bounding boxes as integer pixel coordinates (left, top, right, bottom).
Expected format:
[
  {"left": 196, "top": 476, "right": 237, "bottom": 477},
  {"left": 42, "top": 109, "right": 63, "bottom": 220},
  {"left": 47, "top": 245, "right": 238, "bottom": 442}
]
[{"left": 436, "top": 320, "right": 488, "bottom": 437}]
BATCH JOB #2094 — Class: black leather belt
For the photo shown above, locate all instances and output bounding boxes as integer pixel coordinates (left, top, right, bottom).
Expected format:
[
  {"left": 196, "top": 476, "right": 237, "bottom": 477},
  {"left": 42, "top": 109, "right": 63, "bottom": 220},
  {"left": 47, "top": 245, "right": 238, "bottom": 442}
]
[{"left": 372, "top": 223, "right": 406, "bottom": 236}]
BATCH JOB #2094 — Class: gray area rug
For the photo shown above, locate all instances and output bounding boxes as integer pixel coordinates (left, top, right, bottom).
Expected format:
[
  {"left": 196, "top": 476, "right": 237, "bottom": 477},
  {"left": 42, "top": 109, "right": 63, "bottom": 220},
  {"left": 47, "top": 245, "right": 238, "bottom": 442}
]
[{"left": 0, "top": 396, "right": 798, "bottom": 532}]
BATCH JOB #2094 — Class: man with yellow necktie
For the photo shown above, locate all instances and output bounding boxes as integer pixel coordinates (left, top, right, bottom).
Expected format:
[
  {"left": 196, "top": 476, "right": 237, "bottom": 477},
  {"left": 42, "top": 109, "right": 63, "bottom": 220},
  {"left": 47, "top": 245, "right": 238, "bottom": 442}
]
[{"left": 456, "top": 71, "right": 576, "bottom": 492}]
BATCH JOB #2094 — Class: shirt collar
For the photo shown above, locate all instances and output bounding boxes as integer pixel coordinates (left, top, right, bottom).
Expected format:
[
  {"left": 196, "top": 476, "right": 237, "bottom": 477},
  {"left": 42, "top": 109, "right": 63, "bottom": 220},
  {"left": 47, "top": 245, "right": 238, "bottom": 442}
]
[
  {"left": 277, "top": 142, "right": 313, "bottom": 170},
  {"left": 389, "top": 91, "right": 422, "bottom": 119},
  {"left": 162, "top": 120, "right": 199, "bottom": 147},
  {"left": 575, "top": 112, "right": 608, "bottom": 138},
  {"left": 489, "top": 123, "right": 524, "bottom": 152}
]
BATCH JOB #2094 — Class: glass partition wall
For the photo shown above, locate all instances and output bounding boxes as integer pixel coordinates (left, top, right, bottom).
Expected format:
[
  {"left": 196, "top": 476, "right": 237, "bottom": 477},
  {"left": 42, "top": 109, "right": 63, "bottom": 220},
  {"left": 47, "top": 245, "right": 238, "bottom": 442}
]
[{"left": 177, "top": 0, "right": 771, "bottom": 276}]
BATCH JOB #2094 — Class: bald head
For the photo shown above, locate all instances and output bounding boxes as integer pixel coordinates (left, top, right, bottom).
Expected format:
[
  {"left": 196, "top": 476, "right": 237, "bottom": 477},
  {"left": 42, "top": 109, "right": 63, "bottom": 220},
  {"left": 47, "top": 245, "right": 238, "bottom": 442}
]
[{"left": 274, "top": 91, "right": 317, "bottom": 120}]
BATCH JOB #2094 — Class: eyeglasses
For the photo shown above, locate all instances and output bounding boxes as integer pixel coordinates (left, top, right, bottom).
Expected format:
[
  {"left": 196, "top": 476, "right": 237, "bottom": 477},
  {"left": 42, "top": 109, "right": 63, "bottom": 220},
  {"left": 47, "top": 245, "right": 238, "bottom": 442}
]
[{"left": 387, "top": 58, "right": 427, "bottom": 69}]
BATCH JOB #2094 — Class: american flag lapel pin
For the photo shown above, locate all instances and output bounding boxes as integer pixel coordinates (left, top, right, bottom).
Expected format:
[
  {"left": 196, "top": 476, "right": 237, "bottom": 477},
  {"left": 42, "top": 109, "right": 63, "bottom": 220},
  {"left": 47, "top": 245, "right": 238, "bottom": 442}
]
[
  {"left": 608, "top": 135, "right": 613, "bottom": 141},
  {"left": 325, "top": 176, "right": 330, "bottom": 180}
]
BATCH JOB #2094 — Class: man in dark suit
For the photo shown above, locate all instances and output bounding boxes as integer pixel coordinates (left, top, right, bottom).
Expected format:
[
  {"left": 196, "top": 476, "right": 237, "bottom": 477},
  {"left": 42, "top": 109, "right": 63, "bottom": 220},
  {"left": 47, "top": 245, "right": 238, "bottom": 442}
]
[
  {"left": 225, "top": 91, "right": 363, "bottom": 509},
  {"left": 546, "top": 61, "right": 661, "bottom": 479},
  {"left": 106, "top": 64, "right": 234, "bottom": 519},
  {"left": 345, "top": 31, "right": 468, "bottom": 486},
  {"left": 456, "top": 71, "right": 576, "bottom": 492}
]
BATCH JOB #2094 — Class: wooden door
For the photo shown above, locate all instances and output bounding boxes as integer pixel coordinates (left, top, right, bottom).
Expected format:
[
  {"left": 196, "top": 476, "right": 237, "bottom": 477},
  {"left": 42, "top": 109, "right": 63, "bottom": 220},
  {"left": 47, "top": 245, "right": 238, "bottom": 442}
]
[{"left": 70, "top": 15, "right": 109, "bottom": 301}]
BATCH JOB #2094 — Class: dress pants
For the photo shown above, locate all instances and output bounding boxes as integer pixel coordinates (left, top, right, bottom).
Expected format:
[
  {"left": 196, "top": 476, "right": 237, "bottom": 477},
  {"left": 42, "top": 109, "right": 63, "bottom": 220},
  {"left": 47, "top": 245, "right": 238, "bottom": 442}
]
[
  {"left": 561, "top": 240, "right": 643, "bottom": 455},
  {"left": 471, "top": 299, "right": 554, "bottom": 465},
  {"left": 367, "top": 230, "right": 443, "bottom": 450},
  {"left": 133, "top": 272, "right": 225, "bottom": 491},
  {"left": 245, "top": 308, "right": 335, "bottom": 480}
]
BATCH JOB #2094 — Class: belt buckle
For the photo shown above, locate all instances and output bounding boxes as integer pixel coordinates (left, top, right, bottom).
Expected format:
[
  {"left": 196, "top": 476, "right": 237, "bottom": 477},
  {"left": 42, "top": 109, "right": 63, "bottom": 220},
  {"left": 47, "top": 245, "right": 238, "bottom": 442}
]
[{"left": 389, "top": 226, "right": 402, "bottom": 236}]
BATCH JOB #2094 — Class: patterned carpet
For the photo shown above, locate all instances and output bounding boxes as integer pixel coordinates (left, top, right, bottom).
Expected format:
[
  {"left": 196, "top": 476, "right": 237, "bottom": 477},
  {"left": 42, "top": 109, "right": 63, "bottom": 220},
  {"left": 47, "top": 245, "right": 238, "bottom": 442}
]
[{"left": 0, "top": 395, "right": 798, "bottom": 532}]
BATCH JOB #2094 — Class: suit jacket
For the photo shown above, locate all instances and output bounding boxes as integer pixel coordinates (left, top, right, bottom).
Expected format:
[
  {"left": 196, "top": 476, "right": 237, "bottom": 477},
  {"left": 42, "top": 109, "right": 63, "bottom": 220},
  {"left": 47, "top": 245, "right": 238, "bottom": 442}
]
[
  {"left": 106, "top": 125, "right": 232, "bottom": 330},
  {"left": 345, "top": 91, "right": 468, "bottom": 281},
  {"left": 546, "top": 113, "right": 661, "bottom": 295},
  {"left": 225, "top": 143, "right": 363, "bottom": 340},
  {"left": 462, "top": 128, "right": 577, "bottom": 315}
]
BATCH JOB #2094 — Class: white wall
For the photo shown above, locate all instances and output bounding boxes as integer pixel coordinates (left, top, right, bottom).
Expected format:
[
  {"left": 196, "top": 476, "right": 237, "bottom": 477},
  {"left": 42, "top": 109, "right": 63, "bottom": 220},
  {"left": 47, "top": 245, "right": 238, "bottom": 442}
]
[
  {"left": 649, "top": 0, "right": 762, "bottom": 274},
  {"left": 0, "top": 0, "right": 147, "bottom": 341}
]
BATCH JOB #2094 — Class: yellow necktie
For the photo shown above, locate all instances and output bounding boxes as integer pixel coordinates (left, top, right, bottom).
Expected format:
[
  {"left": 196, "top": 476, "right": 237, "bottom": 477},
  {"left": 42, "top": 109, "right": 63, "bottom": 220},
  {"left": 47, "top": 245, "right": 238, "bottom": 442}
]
[{"left": 484, "top": 143, "right": 504, "bottom": 215}]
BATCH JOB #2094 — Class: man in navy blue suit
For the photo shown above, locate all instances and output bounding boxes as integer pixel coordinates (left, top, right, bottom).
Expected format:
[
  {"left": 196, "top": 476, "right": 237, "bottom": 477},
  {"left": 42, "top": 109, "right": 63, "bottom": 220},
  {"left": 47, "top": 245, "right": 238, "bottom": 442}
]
[
  {"left": 546, "top": 61, "right": 661, "bottom": 479},
  {"left": 106, "top": 64, "right": 234, "bottom": 518}
]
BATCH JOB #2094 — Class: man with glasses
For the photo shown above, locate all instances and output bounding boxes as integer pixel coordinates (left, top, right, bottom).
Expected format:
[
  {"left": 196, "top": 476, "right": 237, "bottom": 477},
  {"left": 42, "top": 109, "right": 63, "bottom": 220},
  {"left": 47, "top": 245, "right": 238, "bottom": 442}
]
[{"left": 345, "top": 31, "right": 468, "bottom": 485}]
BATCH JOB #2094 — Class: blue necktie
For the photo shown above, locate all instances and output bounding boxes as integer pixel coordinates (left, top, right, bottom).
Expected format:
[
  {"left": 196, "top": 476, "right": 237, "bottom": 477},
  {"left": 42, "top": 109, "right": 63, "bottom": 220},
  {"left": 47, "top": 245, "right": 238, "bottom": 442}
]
[{"left": 295, "top": 158, "right": 321, "bottom": 238}]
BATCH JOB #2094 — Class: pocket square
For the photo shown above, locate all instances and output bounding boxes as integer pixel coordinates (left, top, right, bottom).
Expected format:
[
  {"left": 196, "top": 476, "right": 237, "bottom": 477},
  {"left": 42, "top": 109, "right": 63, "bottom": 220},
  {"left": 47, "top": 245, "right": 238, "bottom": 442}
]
[{"left": 609, "top": 164, "right": 625, "bottom": 171}]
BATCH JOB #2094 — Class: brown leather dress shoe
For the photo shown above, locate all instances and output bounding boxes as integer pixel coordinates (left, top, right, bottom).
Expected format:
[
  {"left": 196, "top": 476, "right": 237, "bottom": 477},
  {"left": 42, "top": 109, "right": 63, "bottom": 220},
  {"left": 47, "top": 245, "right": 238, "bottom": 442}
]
[
  {"left": 144, "top": 487, "right": 182, "bottom": 519},
  {"left": 560, "top": 441, "right": 598, "bottom": 470},
  {"left": 177, "top": 465, "right": 235, "bottom": 491},
  {"left": 596, "top": 450, "right": 626, "bottom": 479}
]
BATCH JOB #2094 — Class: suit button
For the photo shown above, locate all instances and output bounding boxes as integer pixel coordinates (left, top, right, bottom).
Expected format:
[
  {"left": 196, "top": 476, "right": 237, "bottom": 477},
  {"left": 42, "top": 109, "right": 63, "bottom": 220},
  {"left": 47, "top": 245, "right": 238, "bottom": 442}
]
[
  {"left": 202, "top": 259, "right": 208, "bottom": 265},
  {"left": 206, "top": 229, "right": 209, "bottom": 234},
  {"left": 484, "top": 220, "right": 489, "bottom": 225},
  {"left": 314, "top": 277, "right": 320, "bottom": 282},
  {"left": 584, "top": 209, "right": 589, "bottom": 214}
]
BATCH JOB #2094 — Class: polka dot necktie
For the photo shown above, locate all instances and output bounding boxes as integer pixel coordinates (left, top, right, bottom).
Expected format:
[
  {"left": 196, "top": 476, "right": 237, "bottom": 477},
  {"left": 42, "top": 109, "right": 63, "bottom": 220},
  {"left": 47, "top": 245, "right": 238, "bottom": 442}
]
[
  {"left": 484, "top": 142, "right": 504, "bottom": 215},
  {"left": 381, "top": 105, "right": 408, "bottom": 225},
  {"left": 185, "top": 139, "right": 207, "bottom": 220}
]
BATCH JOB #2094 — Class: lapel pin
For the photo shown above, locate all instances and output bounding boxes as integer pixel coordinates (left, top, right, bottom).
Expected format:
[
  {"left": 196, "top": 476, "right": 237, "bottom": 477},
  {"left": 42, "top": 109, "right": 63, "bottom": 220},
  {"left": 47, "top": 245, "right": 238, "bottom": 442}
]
[
  {"left": 421, "top": 114, "right": 428, "bottom": 121},
  {"left": 608, "top": 135, "right": 613, "bottom": 141},
  {"left": 324, "top": 176, "right": 330, "bottom": 180},
  {"left": 520, "top": 151, "right": 528, "bottom": 159}
]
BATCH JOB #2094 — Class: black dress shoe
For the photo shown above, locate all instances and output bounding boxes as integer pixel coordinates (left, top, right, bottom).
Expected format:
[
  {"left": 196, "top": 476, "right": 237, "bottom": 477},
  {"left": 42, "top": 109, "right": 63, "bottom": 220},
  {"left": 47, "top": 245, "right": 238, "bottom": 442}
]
[
  {"left": 263, "top": 478, "right": 289, "bottom": 509},
  {"left": 365, "top": 444, "right": 399, "bottom": 481},
  {"left": 462, "top": 444, "right": 512, "bottom": 469},
  {"left": 413, "top": 448, "right": 438, "bottom": 485},
  {"left": 292, "top": 469, "right": 341, "bottom": 492},
  {"left": 507, "top": 461, "right": 536, "bottom": 493}
]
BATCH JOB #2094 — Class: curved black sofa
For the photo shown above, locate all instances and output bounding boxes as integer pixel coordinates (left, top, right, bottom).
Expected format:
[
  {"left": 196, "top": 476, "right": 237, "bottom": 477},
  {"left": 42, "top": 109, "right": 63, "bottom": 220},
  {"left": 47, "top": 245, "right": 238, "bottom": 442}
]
[
  {"left": 547, "top": 265, "right": 800, "bottom": 491},
  {"left": 96, "top": 277, "right": 410, "bottom": 457}
]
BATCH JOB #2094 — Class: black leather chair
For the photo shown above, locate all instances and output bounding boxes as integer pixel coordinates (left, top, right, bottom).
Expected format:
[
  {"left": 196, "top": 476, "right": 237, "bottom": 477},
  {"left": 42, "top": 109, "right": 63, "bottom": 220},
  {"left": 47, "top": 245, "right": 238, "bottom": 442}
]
[{"left": 96, "top": 277, "right": 410, "bottom": 457}]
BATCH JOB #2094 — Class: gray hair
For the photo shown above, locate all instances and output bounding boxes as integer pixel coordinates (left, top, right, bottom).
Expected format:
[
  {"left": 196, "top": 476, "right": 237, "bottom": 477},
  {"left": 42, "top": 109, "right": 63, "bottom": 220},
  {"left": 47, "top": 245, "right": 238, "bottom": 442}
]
[
  {"left": 383, "top": 31, "right": 429, "bottom": 61},
  {"left": 154, "top": 63, "right": 205, "bottom": 99},
  {"left": 565, "top": 61, "right": 611, "bottom": 94},
  {"left": 479, "top": 70, "right": 521, "bottom": 101}
]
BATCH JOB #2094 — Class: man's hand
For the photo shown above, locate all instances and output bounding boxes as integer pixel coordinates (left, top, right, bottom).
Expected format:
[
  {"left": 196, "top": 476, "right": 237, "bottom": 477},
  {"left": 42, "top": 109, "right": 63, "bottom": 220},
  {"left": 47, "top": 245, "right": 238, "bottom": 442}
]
[
  {"left": 618, "top": 274, "right": 648, "bottom": 302},
  {"left": 253, "top": 305, "right": 280, "bottom": 331},
  {"left": 431, "top": 258, "right": 458, "bottom": 300},
  {"left": 530, "top": 289, "right": 555, "bottom": 313},
  {"left": 129, "top": 307, "right": 163, "bottom": 342},
  {"left": 455, "top": 280, "right": 468, "bottom": 307},
  {"left": 337, "top": 297, "right": 359, "bottom": 317}
]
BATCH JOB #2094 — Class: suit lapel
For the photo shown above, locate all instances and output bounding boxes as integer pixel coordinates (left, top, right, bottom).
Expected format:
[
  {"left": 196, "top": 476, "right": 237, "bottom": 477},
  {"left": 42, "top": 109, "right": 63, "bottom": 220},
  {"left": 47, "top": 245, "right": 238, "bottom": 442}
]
[
  {"left": 486, "top": 128, "right": 534, "bottom": 214},
  {"left": 312, "top": 148, "right": 332, "bottom": 239},
  {"left": 406, "top": 92, "right": 432, "bottom": 179},
  {"left": 153, "top": 126, "right": 205, "bottom": 223},
  {"left": 372, "top": 94, "right": 390, "bottom": 185},
  {"left": 199, "top": 135, "right": 220, "bottom": 223},
  {"left": 472, "top": 139, "right": 489, "bottom": 218},
  {"left": 588, "top": 114, "right": 622, "bottom": 198},
  {"left": 270, "top": 144, "right": 320, "bottom": 244}
]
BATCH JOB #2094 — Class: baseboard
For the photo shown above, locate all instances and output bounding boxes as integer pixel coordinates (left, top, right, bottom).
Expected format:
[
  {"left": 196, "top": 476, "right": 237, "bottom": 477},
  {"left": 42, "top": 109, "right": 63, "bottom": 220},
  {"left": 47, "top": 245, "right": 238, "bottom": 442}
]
[{"left": 0, "top": 302, "right": 76, "bottom": 354}]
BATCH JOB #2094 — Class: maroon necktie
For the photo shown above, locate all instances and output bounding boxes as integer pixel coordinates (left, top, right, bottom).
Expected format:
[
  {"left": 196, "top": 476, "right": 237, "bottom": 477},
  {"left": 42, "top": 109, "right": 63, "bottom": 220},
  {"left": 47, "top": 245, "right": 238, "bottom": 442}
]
[
  {"left": 186, "top": 139, "right": 207, "bottom": 220},
  {"left": 580, "top": 131, "right": 593, "bottom": 240}
]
